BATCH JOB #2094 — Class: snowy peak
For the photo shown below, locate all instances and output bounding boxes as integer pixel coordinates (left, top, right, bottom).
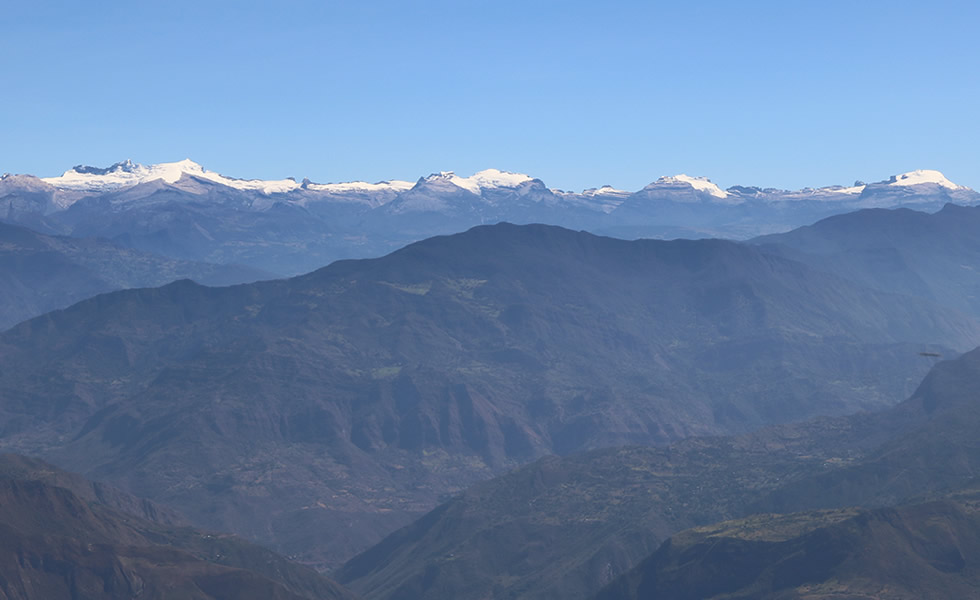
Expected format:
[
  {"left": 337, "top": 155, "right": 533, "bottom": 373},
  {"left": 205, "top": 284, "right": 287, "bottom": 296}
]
[
  {"left": 648, "top": 174, "right": 730, "bottom": 200},
  {"left": 44, "top": 159, "right": 201, "bottom": 191},
  {"left": 422, "top": 169, "right": 535, "bottom": 194},
  {"left": 466, "top": 168, "right": 535, "bottom": 191},
  {"left": 805, "top": 170, "right": 964, "bottom": 197},
  {"left": 817, "top": 183, "right": 865, "bottom": 195},
  {"left": 582, "top": 185, "right": 630, "bottom": 198},
  {"left": 304, "top": 179, "right": 414, "bottom": 194},
  {"left": 42, "top": 159, "right": 302, "bottom": 194},
  {"left": 885, "top": 169, "right": 964, "bottom": 190}
]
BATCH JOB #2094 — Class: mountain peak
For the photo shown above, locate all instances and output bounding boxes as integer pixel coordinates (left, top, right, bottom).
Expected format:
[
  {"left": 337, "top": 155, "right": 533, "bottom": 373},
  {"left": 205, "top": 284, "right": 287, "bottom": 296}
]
[
  {"left": 886, "top": 169, "right": 963, "bottom": 190},
  {"left": 421, "top": 169, "right": 534, "bottom": 194},
  {"left": 69, "top": 158, "right": 140, "bottom": 176},
  {"left": 582, "top": 184, "right": 630, "bottom": 198},
  {"left": 648, "top": 174, "right": 730, "bottom": 200}
]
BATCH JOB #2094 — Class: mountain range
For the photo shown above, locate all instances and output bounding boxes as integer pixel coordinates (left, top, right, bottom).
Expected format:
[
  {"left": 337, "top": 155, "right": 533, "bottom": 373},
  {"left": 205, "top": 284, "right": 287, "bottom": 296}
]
[
  {"left": 0, "top": 221, "right": 269, "bottom": 330},
  {"left": 338, "top": 341, "right": 980, "bottom": 600},
  {"left": 592, "top": 341, "right": 980, "bottom": 599},
  {"left": 0, "top": 219, "right": 978, "bottom": 573},
  {"left": 6, "top": 161, "right": 980, "bottom": 598},
  {"left": 754, "top": 203, "right": 980, "bottom": 319},
  {"left": 3, "top": 160, "right": 977, "bottom": 275}
]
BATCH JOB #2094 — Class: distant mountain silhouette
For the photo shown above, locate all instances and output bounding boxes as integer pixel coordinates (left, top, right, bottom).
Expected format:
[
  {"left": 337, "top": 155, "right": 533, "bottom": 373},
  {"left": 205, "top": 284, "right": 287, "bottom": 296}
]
[
  {"left": 0, "top": 221, "right": 270, "bottom": 330},
  {"left": 754, "top": 203, "right": 980, "bottom": 319}
]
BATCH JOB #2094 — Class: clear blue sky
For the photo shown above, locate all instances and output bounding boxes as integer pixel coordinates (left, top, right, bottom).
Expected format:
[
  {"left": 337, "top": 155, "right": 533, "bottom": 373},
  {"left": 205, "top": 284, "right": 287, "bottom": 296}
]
[{"left": 3, "top": 0, "right": 979, "bottom": 192}]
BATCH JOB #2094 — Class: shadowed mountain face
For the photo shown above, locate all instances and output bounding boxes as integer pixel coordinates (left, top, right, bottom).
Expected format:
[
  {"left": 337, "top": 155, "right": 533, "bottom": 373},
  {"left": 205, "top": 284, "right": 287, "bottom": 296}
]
[
  {"left": 593, "top": 490, "right": 980, "bottom": 600},
  {"left": 0, "top": 223, "right": 977, "bottom": 570},
  {"left": 0, "top": 221, "right": 271, "bottom": 331},
  {"left": 0, "top": 454, "right": 355, "bottom": 600},
  {"left": 754, "top": 203, "right": 980, "bottom": 319},
  {"left": 336, "top": 347, "right": 980, "bottom": 600}
]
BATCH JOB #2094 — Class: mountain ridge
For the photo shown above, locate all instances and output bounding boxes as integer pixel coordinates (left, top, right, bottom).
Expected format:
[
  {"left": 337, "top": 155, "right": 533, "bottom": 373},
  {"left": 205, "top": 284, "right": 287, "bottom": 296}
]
[
  {"left": 337, "top": 345, "right": 980, "bottom": 600},
  {"left": 7, "top": 161, "right": 978, "bottom": 275},
  {"left": 0, "top": 222, "right": 976, "bottom": 571},
  {"left": 593, "top": 490, "right": 980, "bottom": 600},
  {"left": 21, "top": 159, "right": 975, "bottom": 201},
  {"left": 752, "top": 202, "right": 980, "bottom": 319},
  {"left": 0, "top": 220, "right": 272, "bottom": 330}
]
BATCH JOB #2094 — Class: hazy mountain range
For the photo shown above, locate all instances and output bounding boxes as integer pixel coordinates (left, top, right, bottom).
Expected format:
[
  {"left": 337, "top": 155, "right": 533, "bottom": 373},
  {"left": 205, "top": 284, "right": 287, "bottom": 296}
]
[
  {"left": 338, "top": 343, "right": 980, "bottom": 600},
  {"left": 591, "top": 345, "right": 980, "bottom": 600},
  {"left": 1, "top": 215, "right": 979, "bottom": 573},
  {"left": 3, "top": 160, "right": 977, "bottom": 275},
  {"left": 0, "top": 221, "right": 269, "bottom": 330},
  {"left": 754, "top": 203, "right": 980, "bottom": 318},
  {"left": 6, "top": 160, "right": 980, "bottom": 598}
]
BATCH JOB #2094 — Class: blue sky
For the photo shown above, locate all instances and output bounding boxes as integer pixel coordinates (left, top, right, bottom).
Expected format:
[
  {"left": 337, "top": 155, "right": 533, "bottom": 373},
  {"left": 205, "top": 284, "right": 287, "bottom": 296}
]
[{"left": 3, "top": 0, "right": 979, "bottom": 192}]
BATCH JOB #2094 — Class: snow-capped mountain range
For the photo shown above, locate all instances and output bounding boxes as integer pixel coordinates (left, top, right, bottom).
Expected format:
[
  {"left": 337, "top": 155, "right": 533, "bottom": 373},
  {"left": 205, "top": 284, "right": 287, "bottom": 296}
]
[
  {"left": 43, "top": 158, "right": 305, "bottom": 195},
  {"left": 2, "top": 159, "right": 977, "bottom": 275},
  {"left": 31, "top": 159, "right": 970, "bottom": 203},
  {"left": 38, "top": 159, "right": 539, "bottom": 198}
]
